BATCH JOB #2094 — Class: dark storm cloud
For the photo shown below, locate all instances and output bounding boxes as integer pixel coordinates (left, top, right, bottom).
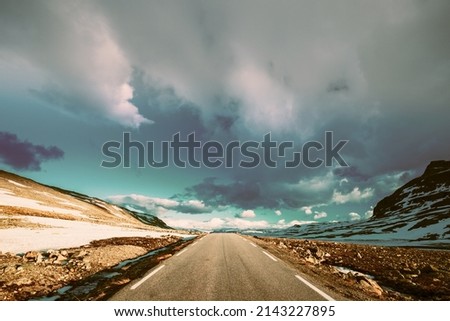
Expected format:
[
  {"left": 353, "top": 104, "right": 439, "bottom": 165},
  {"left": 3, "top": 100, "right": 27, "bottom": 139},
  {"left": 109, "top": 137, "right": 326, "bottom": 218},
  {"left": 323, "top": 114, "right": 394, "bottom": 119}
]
[
  {"left": 333, "top": 166, "right": 369, "bottom": 182},
  {"left": 1, "top": 0, "right": 449, "bottom": 216},
  {"left": 128, "top": 69, "right": 207, "bottom": 137},
  {"left": 0, "top": 0, "right": 150, "bottom": 127},
  {"left": 183, "top": 174, "right": 338, "bottom": 210},
  {"left": 185, "top": 178, "right": 268, "bottom": 209},
  {"left": 100, "top": 0, "right": 450, "bottom": 182},
  {"left": 327, "top": 79, "right": 350, "bottom": 93},
  {"left": 0, "top": 131, "right": 64, "bottom": 171}
]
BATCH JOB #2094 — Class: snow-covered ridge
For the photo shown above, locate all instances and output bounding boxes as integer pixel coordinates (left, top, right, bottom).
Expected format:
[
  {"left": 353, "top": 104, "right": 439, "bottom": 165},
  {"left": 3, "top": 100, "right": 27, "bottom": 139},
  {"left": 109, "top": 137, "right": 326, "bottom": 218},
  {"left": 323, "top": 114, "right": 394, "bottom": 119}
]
[
  {"left": 244, "top": 160, "right": 450, "bottom": 248},
  {"left": 0, "top": 170, "right": 181, "bottom": 253}
]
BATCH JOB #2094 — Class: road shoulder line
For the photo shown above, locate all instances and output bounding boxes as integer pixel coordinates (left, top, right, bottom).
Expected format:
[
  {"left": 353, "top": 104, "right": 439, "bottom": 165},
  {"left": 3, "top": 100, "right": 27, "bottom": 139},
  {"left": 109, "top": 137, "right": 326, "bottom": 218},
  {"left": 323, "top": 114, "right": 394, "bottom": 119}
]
[
  {"left": 175, "top": 248, "right": 188, "bottom": 257},
  {"left": 262, "top": 250, "right": 278, "bottom": 262},
  {"left": 295, "top": 274, "right": 335, "bottom": 301},
  {"left": 130, "top": 265, "right": 165, "bottom": 290}
]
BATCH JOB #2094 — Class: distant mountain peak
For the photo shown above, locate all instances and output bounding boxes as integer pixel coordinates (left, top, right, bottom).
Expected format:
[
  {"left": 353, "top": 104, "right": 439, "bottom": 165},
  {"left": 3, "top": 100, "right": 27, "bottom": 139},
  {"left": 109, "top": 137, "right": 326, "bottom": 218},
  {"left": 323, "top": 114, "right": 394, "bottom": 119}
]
[
  {"left": 373, "top": 160, "right": 450, "bottom": 221},
  {"left": 423, "top": 160, "right": 450, "bottom": 177},
  {"left": 245, "top": 160, "right": 450, "bottom": 248}
]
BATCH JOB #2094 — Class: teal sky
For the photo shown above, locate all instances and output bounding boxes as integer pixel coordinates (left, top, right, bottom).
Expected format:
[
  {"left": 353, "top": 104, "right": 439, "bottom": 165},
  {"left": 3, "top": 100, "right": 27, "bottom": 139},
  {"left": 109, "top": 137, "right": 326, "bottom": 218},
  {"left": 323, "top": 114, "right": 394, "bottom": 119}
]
[{"left": 1, "top": 0, "right": 450, "bottom": 230}]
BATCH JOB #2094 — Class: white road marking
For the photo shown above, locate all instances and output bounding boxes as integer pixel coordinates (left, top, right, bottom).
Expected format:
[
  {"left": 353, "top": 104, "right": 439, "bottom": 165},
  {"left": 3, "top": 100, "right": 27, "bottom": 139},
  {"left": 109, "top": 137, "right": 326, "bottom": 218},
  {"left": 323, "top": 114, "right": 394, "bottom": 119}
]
[
  {"left": 250, "top": 243, "right": 257, "bottom": 247},
  {"left": 192, "top": 242, "right": 198, "bottom": 246},
  {"left": 295, "top": 274, "right": 335, "bottom": 301},
  {"left": 176, "top": 248, "right": 188, "bottom": 257},
  {"left": 262, "top": 251, "right": 278, "bottom": 262},
  {"left": 130, "top": 265, "right": 165, "bottom": 290}
]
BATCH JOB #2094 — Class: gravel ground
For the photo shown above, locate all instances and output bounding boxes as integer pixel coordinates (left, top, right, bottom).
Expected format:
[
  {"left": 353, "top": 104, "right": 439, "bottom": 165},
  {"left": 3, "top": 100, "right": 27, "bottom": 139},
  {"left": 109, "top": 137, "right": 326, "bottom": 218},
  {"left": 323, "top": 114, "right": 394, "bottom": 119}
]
[
  {"left": 251, "top": 236, "right": 450, "bottom": 300},
  {"left": 0, "top": 235, "right": 181, "bottom": 301}
]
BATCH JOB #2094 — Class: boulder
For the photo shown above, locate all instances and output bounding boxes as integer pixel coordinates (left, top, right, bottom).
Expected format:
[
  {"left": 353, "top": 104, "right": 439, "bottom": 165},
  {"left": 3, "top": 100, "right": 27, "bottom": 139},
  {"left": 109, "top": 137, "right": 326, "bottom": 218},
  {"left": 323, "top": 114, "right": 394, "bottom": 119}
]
[
  {"left": 24, "top": 251, "right": 40, "bottom": 261},
  {"left": 357, "top": 276, "right": 384, "bottom": 296},
  {"left": 278, "top": 242, "right": 287, "bottom": 249},
  {"left": 54, "top": 254, "right": 67, "bottom": 263},
  {"left": 304, "top": 256, "right": 319, "bottom": 265},
  {"left": 35, "top": 253, "right": 44, "bottom": 264}
]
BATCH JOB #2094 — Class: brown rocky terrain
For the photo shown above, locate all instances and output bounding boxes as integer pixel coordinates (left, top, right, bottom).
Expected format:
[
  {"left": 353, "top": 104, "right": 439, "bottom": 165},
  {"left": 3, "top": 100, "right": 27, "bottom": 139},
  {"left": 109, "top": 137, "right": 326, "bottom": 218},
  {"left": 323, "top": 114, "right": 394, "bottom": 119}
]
[
  {"left": 2, "top": 233, "right": 448, "bottom": 300},
  {"left": 0, "top": 235, "right": 184, "bottom": 300},
  {"left": 250, "top": 236, "right": 450, "bottom": 300}
]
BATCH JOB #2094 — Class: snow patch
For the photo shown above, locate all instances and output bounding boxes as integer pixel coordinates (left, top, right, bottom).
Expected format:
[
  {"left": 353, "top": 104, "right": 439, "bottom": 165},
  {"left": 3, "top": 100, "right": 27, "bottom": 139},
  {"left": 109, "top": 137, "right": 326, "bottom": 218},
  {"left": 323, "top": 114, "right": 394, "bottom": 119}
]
[
  {"left": 7, "top": 180, "right": 28, "bottom": 188},
  {"left": 0, "top": 215, "right": 188, "bottom": 253}
]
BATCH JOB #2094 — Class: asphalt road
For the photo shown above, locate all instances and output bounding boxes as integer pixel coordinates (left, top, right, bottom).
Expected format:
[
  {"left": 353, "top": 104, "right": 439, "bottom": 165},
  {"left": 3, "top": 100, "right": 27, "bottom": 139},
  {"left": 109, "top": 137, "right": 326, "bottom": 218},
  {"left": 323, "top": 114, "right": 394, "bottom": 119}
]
[{"left": 110, "top": 233, "right": 334, "bottom": 301}]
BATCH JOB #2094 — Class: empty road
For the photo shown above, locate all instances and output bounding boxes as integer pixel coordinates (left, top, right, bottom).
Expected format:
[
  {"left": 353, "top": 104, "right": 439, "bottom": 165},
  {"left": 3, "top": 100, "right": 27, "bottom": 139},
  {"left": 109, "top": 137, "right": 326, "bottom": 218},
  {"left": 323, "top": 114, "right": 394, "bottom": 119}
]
[{"left": 110, "top": 233, "right": 334, "bottom": 301}]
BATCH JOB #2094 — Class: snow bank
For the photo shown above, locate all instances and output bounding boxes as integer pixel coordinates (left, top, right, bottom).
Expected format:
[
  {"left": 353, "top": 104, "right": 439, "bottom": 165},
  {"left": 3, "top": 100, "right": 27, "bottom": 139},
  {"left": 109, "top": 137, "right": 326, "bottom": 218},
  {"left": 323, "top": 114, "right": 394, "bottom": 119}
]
[{"left": 0, "top": 215, "right": 187, "bottom": 253}]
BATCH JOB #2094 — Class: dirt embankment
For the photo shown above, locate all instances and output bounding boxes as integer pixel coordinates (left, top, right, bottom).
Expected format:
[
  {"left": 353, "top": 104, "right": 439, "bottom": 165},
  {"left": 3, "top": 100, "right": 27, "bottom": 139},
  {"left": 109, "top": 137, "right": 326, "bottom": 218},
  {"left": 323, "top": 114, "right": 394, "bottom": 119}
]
[
  {"left": 250, "top": 236, "right": 450, "bottom": 301},
  {"left": 0, "top": 235, "right": 183, "bottom": 301}
]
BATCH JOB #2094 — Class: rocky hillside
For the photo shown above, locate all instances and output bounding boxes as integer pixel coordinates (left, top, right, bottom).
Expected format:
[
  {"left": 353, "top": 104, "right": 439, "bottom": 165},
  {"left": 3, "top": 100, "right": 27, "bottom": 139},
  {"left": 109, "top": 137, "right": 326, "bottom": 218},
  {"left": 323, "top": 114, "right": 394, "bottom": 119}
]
[
  {"left": 0, "top": 169, "right": 169, "bottom": 230},
  {"left": 0, "top": 170, "right": 183, "bottom": 254},
  {"left": 373, "top": 160, "right": 450, "bottom": 221},
  {"left": 243, "top": 160, "right": 450, "bottom": 248}
]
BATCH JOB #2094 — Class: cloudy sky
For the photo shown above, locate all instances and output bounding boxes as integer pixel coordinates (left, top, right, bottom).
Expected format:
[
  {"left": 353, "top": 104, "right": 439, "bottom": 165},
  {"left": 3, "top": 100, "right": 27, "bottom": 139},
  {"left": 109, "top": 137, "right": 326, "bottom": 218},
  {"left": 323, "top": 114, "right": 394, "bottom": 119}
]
[{"left": 1, "top": 0, "right": 449, "bottom": 230}]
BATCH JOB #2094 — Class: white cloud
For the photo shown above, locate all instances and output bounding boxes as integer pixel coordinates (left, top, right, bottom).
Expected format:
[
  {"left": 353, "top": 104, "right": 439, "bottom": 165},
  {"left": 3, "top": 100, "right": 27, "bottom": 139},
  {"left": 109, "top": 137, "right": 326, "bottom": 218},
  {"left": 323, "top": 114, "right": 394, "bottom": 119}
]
[
  {"left": 185, "top": 200, "right": 207, "bottom": 211},
  {"left": 364, "top": 209, "right": 374, "bottom": 219},
  {"left": 313, "top": 211, "right": 327, "bottom": 220},
  {"left": 150, "top": 197, "right": 180, "bottom": 209},
  {"left": 107, "top": 194, "right": 210, "bottom": 214},
  {"left": 228, "top": 60, "right": 295, "bottom": 132},
  {"left": 229, "top": 217, "right": 267, "bottom": 229},
  {"left": 239, "top": 209, "right": 256, "bottom": 218},
  {"left": 295, "top": 172, "right": 336, "bottom": 193},
  {"left": 332, "top": 187, "right": 374, "bottom": 204},
  {"left": 300, "top": 206, "right": 313, "bottom": 215},
  {"left": 163, "top": 216, "right": 269, "bottom": 231},
  {"left": 274, "top": 219, "right": 316, "bottom": 229},
  {"left": 0, "top": 1, "right": 151, "bottom": 127},
  {"left": 163, "top": 214, "right": 319, "bottom": 231},
  {"left": 108, "top": 194, "right": 177, "bottom": 210},
  {"left": 348, "top": 212, "right": 361, "bottom": 221},
  {"left": 163, "top": 217, "right": 226, "bottom": 231},
  {"left": 275, "top": 210, "right": 282, "bottom": 216}
]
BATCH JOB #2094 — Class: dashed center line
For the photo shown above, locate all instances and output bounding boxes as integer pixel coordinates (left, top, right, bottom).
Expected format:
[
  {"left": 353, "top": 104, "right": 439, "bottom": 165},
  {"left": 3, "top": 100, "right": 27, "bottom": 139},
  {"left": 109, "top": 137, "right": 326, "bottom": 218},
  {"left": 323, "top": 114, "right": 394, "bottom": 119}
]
[
  {"left": 262, "top": 251, "right": 278, "bottom": 262},
  {"left": 250, "top": 243, "right": 257, "bottom": 247},
  {"left": 176, "top": 248, "right": 188, "bottom": 257},
  {"left": 130, "top": 265, "right": 165, "bottom": 290}
]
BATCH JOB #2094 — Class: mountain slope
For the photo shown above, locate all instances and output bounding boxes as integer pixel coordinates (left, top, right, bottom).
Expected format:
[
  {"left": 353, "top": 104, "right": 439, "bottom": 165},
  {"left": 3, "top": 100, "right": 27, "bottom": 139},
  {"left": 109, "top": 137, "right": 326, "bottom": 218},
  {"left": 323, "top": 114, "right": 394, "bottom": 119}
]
[
  {"left": 0, "top": 169, "right": 170, "bottom": 230},
  {"left": 373, "top": 160, "right": 450, "bottom": 223},
  {"left": 243, "top": 160, "right": 450, "bottom": 247},
  {"left": 0, "top": 169, "right": 180, "bottom": 253}
]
